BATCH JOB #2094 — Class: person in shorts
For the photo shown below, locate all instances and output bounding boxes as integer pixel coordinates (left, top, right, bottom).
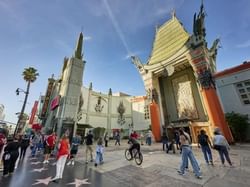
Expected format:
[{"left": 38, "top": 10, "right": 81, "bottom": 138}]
[
  {"left": 43, "top": 132, "right": 56, "bottom": 164},
  {"left": 67, "top": 134, "right": 81, "bottom": 166}
]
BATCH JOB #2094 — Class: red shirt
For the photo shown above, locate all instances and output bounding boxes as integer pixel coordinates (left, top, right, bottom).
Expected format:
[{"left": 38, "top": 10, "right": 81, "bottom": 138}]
[
  {"left": 46, "top": 135, "right": 55, "bottom": 147},
  {"left": 57, "top": 139, "right": 69, "bottom": 159}
]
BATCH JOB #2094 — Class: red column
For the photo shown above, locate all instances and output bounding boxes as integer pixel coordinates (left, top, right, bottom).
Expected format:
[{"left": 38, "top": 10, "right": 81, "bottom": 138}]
[
  {"left": 149, "top": 102, "right": 161, "bottom": 142},
  {"left": 201, "top": 88, "right": 234, "bottom": 143}
]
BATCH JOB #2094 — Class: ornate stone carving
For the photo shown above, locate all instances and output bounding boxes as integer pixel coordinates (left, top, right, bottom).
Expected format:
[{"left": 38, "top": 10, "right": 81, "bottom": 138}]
[
  {"left": 95, "top": 96, "right": 105, "bottom": 113},
  {"left": 193, "top": 1, "right": 206, "bottom": 38},
  {"left": 117, "top": 101, "right": 126, "bottom": 125},
  {"left": 197, "top": 69, "right": 216, "bottom": 89},
  {"left": 172, "top": 75, "right": 198, "bottom": 119}
]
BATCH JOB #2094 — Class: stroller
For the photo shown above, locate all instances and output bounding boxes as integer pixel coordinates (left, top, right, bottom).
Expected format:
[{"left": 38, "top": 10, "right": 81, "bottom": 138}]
[{"left": 166, "top": 139, "right": 176, "bottom": 154}]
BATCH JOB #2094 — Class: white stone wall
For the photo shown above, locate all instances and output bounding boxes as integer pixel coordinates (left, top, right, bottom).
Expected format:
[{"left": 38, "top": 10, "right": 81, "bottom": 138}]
[
  {"left": 215, "top": 69, "right": 250, "bottom": 116},
  {"left": 79, "top": 87, "right": 149, "bottom": 132}
]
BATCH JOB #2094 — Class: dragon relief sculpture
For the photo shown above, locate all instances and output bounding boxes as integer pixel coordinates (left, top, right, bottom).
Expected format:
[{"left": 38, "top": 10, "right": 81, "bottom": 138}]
[{"left": 117, "top": 101, "right": 126, "bottom": 125}]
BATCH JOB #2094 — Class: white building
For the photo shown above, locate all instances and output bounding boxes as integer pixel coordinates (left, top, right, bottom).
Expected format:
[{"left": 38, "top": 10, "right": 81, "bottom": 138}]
[
  {"left": 215, "top": 61, "right": 250, "bottom": 115},
  {"left": 41, "top": 33, "right": 150, "bottom": 139},
  {"left": 215, "top": 61, "right": 250, "bottom": 138}
]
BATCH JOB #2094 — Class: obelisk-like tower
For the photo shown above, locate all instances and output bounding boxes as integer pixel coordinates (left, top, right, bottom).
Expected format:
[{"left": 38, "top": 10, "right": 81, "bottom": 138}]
[{"left": 57, "top": 32, "right": 85, "bottom": 138}]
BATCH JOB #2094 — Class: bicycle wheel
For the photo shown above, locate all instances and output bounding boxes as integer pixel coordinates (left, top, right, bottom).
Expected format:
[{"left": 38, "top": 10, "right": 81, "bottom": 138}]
[
  {"left": 125, "top": 149, "right": 132, "bottom": 161},
  {"left": 134, "top": 151, "right": 143, "bottom": 165}
]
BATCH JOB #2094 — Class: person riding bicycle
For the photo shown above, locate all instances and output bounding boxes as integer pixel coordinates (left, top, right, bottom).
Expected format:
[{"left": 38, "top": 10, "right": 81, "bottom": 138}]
[{"left": 128, "top": 136, "right": 140, "bottom": 158}]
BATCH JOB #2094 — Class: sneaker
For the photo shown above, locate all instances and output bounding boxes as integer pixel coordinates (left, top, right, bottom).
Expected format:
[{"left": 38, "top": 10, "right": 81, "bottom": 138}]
[
  {"left": 90, "top": 159, "right": 93, "bottom": 162},
  {"left": 177, "top": 170, "right": 184, "bottom": 175},
  {"left": 43, "top": 160, "right": 47, "bottom": 164},
  {"left": 72, "top": 161, "right": 75, "bottom": 166},
  {"left": 94, "top": 163, "right": 97, "bottom": 167},
  {"left": 46, "top": 160, "right": 49, "bottom": 164},
  {"left": 67, "top": 161, "right": 71, "bottom": 166},
  {"left": 196, "top": 175, "right": 203, "bottom": 179}
]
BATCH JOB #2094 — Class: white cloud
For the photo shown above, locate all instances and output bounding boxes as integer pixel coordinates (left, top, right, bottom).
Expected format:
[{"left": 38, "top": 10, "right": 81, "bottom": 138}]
[
  {"left": 84, "top": 36, "right": 92, "bottom": 41},
  {"left": 236, "top": 40, "right": 250, "bottom": 48}
]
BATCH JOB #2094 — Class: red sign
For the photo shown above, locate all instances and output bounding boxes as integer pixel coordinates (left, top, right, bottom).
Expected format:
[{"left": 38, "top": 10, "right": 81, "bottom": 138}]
[
  {"left": 41, "top": 80, "right": 54, "bottom": 118},
  {"left": 29, "top": 101, "right": 38, "bottom": 124},
  {"left": 51, "top": 95, "right": 60, "bottom": 111}
]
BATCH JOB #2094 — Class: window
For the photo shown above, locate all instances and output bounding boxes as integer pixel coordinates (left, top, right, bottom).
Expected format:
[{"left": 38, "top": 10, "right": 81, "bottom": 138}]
[
  {"left": 236, "top": 83, "right": 243, "bottom": 88},
  {"left": 243, "top": 100, "right": 250, "bottom": 104},
  {"left": 245, "top": 81, "right": 250, "bottom": 86},
  {"left": 239, "top": 89, "right": 245, "bottom": 93},
  {"left": 144, "top": 106, "right": 150, "bottom": 119},
  {"left": 235, "top": 79, "right": 250, "bottom": 105},
  {"left": 241, "top": 94, "right": 248, "bottom": 99}
]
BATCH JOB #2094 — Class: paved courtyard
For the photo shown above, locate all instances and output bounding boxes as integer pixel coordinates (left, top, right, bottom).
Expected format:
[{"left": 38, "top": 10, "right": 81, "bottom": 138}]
[{"left": 0, "top": 140, "right": 250, "bottom": 187}]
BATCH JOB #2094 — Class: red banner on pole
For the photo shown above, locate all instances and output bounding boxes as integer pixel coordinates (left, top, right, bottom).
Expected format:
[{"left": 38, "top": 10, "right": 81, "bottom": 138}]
[{"left": 29, "top": 101, "right": 38, "bottom": 124}]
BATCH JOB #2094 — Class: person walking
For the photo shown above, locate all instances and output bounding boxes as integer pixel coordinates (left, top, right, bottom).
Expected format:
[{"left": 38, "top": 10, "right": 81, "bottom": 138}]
[
  {"left": 67, "top": 134, "right": 81, "bottom": 166},
  {"left": 43, "top": 132, "right": 56, "bottom": 164},
  {"left": 51, "top": 134, "right": 70, "bottom": 183},
  {"left": 213, "top": 128, "right": 233, "bottom": 167},
  {"left": 19, "top": 134, "right": 30, "bottom": 159},
  {"left": 146, "top": 130, "right": 152, "bottom": 146},
  {"left": 30, "top": 132, "right": 41, "bottom": 157},
  {"left": 174, "top": 130, "right": 180, "bottom": 150},
  {"left": 2, "top": 136, "right": 20, "bottom": 177},
  {"left": 104, "top": 132, "right": 109, "bottom": 147},
  {"left": 114, "top": 131, "right": 120, "bottom": 146},
  {"left": 95, "top": 137, "right": 104, "bottom": 167},
  {"left": 85, "top": 130, "right": 94, "bottom": 164},
  {"left": 162, "top": 132, "right": 169, "bottom": 152},
  {"left": 177, "top": 129, "right": 202, "bottom": 179},
  {"left": 198, "top": 129, "right": 213, "bottom": 165}
]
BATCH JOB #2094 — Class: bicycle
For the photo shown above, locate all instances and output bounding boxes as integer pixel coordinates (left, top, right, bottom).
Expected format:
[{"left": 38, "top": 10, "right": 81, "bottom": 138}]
[{"left": 125, "top": 147, "right": 143, "bottom": 165}]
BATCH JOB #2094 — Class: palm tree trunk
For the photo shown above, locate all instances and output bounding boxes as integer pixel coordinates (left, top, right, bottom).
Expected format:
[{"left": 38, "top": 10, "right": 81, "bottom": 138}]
[{"left": 14, "top": 81, "right": 30, "bottom": 136}]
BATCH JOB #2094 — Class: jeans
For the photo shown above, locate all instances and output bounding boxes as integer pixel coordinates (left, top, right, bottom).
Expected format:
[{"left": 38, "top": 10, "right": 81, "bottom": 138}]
[
  {"left": 201, "top": 145, "right": 213, "bottom": 163},
  {"left": 217, "top": 145, "right": 232, "bottom": 165},
  {"left": 146, "top": 137, "right": 152, "bottom": 145},
  {"left": 31, "top": 144, "right": 39, "bottom": 156},
  {"left": 180, "top": 146, "right": 201, "bottom": 176},
  {"left": 95, "top": 152, "right": 103, "bottom": 165}
]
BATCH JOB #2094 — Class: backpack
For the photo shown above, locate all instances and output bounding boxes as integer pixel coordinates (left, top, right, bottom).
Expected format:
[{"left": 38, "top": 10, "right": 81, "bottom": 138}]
[{"left": 199, "top": 134, "right": 208, "bottom": 146}]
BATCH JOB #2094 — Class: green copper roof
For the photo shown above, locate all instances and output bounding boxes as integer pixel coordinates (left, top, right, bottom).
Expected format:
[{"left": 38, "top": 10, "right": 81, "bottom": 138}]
[{"left": 148, "top": 17, "right": 189, "bottom": 65}]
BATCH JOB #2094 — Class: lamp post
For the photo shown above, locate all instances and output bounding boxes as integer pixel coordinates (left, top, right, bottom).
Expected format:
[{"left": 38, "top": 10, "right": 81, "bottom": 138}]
[{"left": 14, "top": 88, "right": 29, "bottom": 137}]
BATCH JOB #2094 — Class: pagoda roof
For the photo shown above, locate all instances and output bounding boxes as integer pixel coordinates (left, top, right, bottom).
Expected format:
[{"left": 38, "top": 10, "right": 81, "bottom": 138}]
[{"left": 148, "top": 16, "right": 190, "bottom": 65}]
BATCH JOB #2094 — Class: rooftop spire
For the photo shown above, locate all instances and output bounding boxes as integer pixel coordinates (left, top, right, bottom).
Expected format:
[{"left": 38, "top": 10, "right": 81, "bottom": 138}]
[
  {"left": 74, "top": 32, "right": 83, "bottom": 60},
  {"left": 171, "top": 9, "right": 176, "bottom": 19}
]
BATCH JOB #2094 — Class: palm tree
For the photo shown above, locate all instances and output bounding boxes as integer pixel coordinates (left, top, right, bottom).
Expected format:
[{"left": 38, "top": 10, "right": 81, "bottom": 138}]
[{"left": 14, "top": 67, "right": 39, "bottom": 136}]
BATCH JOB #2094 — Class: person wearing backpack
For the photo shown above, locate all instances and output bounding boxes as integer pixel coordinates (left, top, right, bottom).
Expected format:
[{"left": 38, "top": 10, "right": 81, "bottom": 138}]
[{"left": 198, "top": 129, "right": 213, "bottom": 165}]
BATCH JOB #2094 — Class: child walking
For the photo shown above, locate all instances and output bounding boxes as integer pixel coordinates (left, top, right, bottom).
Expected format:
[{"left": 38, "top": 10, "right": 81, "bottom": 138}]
[{"left": 95, "top": 137, "right": 104, "bottom": 167}]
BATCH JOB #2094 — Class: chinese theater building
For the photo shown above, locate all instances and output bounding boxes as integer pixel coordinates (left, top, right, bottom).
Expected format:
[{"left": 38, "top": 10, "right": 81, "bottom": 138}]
[{"left": 131, "top": 3, "right": 234, "bottom": 143}]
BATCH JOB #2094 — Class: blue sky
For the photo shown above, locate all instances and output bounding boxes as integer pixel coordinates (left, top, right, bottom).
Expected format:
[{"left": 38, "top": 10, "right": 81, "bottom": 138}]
[{"left": 0, "top": 0, "right": 250, "bottom": 123}]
